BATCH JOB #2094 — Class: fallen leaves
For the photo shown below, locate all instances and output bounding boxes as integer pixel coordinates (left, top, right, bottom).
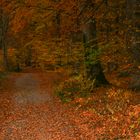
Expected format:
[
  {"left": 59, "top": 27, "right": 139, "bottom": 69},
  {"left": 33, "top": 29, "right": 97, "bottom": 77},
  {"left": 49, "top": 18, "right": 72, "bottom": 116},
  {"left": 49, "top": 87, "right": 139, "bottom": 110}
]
[{"left": 0, "top": 72, "right": 140, "bottom": 139}]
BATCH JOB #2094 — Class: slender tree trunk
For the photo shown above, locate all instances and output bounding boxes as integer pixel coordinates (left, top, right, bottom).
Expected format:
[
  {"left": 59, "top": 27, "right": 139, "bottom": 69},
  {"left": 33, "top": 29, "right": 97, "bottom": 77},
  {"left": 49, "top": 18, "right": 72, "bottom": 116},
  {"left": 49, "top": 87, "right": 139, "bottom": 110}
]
[
  {"left": 1, "top": 35, "right": 9, "bottom": 70},
  {"left": 0, "top": 8, "right": 9, "bottom": 71}
]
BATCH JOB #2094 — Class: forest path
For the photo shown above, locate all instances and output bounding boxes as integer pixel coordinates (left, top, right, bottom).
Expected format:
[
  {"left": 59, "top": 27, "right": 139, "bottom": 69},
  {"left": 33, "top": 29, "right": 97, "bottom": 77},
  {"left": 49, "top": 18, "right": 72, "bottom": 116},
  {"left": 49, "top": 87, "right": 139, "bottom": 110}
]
[{"left": 0, "top": 72, "right": 94, "bottom": 140}]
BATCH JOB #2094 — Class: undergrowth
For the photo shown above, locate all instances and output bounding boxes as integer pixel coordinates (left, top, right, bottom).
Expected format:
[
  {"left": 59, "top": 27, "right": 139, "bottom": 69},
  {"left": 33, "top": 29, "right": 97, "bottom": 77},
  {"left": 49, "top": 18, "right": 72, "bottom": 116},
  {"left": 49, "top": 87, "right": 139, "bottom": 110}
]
[
  {"left": 55, "top": 74, "right": 133, "bottom": 115},
  {"left": 55, "top": 77, "right": 140, "bottom": 139},
  {"left": 55, "top": 75, "right": 94, "bottom": 103}
]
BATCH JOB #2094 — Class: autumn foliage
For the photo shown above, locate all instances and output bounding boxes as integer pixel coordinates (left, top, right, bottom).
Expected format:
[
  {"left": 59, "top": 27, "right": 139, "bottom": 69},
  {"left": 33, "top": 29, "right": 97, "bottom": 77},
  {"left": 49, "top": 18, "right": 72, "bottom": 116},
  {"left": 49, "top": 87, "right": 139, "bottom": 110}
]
[{"left": 0, "top": 0, "right": 140, "bottom": 139}]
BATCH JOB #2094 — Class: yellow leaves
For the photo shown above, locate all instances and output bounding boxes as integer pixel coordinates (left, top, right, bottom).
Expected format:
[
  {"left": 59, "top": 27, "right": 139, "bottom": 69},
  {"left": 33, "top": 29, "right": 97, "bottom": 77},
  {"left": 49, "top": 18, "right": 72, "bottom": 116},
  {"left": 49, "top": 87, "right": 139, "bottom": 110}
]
[
  {"left": 138, "top": 66, "right": 140, "bottom": 69},
  {"left": 130, "top": 124, "right": 135, "bottom": 129},
  {"left": 106, "top": 104, "right": 114, "bottom": 114},
  {"left": 35, "top": 24, "right": 46, "bottom": 33},
  {"left": 107, "top": 88, "right": 132, "bottom": 101},
  {"left": 138, "top": 118, "right": 140, "bottom": 124}
]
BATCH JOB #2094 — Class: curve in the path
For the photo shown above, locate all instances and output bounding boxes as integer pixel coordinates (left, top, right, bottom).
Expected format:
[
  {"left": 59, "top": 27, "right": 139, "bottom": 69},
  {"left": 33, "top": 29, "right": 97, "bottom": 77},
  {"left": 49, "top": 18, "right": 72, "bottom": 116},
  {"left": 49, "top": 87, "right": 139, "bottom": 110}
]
[{"left": 0, "top": 73, "right": 95, "bottom": 140}]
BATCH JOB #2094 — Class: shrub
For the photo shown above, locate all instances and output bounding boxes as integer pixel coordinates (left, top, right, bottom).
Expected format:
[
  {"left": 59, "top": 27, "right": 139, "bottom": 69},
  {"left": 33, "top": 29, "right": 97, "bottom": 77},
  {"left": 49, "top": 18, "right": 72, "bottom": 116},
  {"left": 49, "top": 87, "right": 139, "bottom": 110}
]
[{"left": 55, "top": 75, "right": 95, "bottom": 102}]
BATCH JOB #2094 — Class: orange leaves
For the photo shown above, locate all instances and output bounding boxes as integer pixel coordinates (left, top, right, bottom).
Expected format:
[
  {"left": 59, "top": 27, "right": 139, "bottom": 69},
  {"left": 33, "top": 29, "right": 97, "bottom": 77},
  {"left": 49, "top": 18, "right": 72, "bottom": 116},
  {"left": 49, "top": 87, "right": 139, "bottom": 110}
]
[
  {"left": 10, "top": 8, "right": 33, "bottom": 34},
  {"left": 82, "top": 110, "right": 94, "bottom": 118}
]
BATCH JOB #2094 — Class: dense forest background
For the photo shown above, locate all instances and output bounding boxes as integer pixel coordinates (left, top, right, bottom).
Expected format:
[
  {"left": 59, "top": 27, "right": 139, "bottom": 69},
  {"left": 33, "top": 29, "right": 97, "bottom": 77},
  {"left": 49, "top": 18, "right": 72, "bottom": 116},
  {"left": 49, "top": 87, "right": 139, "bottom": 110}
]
[
  {"left": 0, "top": 0, "right": 140, "bottom": 139},
  {"left": 0, "top": 0, "right": 140, "bottom": 89}
]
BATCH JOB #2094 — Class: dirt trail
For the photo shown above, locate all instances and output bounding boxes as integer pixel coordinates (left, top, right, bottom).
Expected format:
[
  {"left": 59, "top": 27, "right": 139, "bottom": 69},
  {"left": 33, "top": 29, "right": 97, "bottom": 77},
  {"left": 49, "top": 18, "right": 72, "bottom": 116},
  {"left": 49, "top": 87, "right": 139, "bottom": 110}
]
[
  {"left": 0, "top": 72, "right": 95, "bottom": 140},
  {"left": 14, "top": 74, "right": 52, "bottom": 105}
]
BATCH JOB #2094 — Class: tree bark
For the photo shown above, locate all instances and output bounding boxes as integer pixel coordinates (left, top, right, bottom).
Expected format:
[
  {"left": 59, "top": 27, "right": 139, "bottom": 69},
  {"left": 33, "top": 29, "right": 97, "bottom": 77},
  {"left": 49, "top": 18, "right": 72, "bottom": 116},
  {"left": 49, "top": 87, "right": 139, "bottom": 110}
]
[
  {"left": 0, "top": 8, "right": 9, "bottom": 71},
  {"left": 83, "top": 19, "right": 108, "bottom": 86},
  {"left": 126, "top": 0, "right": 140, "bottom": 64}
]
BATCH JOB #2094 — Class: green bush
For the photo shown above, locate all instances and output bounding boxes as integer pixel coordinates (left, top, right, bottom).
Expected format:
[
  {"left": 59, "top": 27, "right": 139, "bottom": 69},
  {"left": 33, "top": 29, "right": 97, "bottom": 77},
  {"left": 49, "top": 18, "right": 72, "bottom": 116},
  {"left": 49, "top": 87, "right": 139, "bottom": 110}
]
[
  {"left": 55, "top": 77, "right": 80, "bottom": 102},
  {"left": 55, "top": 75, "right": 95, "bottom": 103}
]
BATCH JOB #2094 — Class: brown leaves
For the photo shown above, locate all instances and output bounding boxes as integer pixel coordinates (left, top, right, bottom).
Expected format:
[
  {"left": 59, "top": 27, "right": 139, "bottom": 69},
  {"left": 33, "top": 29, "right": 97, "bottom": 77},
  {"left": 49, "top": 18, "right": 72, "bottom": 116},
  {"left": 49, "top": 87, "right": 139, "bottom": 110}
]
[
  {"left": 61, "top": 85, "right": 140, "bottom": 139},
  {"left": 1, "top": 71, "right": 140, "bottom": 139}
]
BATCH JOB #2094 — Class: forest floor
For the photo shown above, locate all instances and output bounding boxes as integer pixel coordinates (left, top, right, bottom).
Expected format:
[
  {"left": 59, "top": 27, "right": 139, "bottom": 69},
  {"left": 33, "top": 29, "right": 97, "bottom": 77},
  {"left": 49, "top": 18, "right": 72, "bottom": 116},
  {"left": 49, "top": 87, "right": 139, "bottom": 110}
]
[{"left": 0, "top": 71, "right": 140, "bottom": 139}]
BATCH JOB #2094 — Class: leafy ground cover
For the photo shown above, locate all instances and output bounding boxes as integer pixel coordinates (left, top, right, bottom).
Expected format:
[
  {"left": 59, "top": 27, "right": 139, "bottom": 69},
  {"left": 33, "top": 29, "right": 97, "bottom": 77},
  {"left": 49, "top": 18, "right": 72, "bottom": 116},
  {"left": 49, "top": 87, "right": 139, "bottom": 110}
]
[
  {"left": 0, "top": 72, "right": 140, "bottom": 139},
  {"left": 56, "top": 75, "right": 140, "bottom": 139}
]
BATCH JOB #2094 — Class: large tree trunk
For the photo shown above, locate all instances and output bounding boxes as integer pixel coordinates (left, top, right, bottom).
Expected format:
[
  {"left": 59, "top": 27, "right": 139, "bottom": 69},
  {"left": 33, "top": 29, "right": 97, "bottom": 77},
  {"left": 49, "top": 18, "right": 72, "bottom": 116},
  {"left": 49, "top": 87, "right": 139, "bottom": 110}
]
[
  {"left": 126, "top": 0, "right": 140, "bottom": 64},
  {"left": 83, "top": 19, "right": 108, "bottom": 86}
]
